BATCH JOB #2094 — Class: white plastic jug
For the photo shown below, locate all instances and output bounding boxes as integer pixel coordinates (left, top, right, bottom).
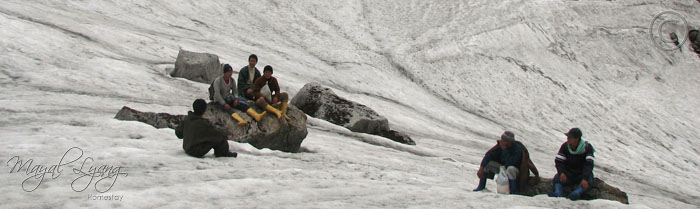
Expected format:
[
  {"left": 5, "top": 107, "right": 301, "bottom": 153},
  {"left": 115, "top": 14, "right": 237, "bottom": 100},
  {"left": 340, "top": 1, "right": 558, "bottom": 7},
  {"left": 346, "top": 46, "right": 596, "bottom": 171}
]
[{"left": 496, "top": 166, "right": 510, "bottom": 194}]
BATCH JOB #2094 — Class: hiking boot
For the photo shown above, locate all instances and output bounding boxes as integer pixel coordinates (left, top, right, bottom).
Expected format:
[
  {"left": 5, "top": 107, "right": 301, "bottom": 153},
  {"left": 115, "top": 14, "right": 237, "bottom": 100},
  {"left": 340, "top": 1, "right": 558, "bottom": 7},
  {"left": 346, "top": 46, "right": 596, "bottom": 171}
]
[
  {"left": 215, "top": 152, "right": 238, "bottom": 158},
  {"left": 473, "top": 177, "right": 487, "bottom": 192},
  {"left": 509, "top": 179, "right": 518, "bottom": 195},
  {"left": 567, "top": 186, "right": 584, "bottom": 200},
  {"left": 548, "top": 183, "right": 564, "bottom": 197}
]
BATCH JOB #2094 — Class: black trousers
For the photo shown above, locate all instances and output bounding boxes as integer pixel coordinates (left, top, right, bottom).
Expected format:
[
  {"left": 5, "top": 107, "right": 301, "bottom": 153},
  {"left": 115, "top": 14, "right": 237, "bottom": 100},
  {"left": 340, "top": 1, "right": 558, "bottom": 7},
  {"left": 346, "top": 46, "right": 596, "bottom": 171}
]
[{"left": 186, "top": 140, "right": 230, "bottom": 158}]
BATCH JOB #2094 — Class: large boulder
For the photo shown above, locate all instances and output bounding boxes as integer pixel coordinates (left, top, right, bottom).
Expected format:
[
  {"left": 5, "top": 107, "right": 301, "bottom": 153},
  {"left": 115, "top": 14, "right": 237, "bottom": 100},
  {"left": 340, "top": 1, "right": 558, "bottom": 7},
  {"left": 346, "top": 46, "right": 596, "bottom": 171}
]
[
  {"left": 520, "top": 177, "right": 629, "bottom": 204},
  {"left": 203, "top": 102, "right": 308, "bottom": 153},
  {"left": 291, "top": 82, "right": 415, "bottom": 145},
  {"left": 115, "top": 104, "right": 308, "bottom": 153},
  {"left": 291, "top": 82, "right": 389, "bottom": 134},
  {"left": 114, "top": 106, "right": 185, "bottom": 129},
  {"left": 170, "top": 49, "right": 222, "bottom": 83}
]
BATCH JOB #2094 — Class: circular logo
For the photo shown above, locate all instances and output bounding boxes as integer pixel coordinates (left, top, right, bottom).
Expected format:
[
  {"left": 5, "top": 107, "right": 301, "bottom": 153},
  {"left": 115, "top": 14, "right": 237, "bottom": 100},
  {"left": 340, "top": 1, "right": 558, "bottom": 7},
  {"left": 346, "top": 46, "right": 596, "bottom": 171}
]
[{"left": 649, "top": 11, "right": 689, "bottom": 51}]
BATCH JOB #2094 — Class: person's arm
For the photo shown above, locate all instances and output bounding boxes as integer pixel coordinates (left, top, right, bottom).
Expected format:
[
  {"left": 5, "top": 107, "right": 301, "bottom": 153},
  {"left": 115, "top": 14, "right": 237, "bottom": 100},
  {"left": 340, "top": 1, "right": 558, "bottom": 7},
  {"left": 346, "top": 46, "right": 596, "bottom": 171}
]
[
  {"left": 253, "top": 77, "right": 264, "bottom": 99},
  {"left": 582, "top": 143, "right": 595, "bottom": 180},
  {"left": 213, "top": 77, "right": 226, "bottom": 105},
  {"left": 554, "top": 143, "right": 567, "bottom": 174},
  {"left": 480, "top": 149, "right": 499, "bottom": 167},
  {"left": 237, "top": 67, "right": 247, "bottom": 96},
  {"left": 270, "top": 77, "right": 281, "bottom": 101},
  {"left": 196, "top": 120, "right": 228, "bottom": 143},
  {"left": 175, "top": 119, "right": 185, "bottom": 139},
  {"left": 528, "top": 158, "right": 539, "bottom": 177},
  {"left": 231, "top": 77, "right": 238, "bottom": 98}
]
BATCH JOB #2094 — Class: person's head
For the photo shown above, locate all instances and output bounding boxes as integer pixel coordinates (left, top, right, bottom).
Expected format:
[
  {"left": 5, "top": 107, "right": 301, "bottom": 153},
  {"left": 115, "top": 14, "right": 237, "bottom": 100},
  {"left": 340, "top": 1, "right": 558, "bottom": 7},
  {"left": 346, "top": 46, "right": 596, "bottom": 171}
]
[
  {"left": 263, "top": 65, "right": 273, "bottom": 79},
  {"left": 690, "top": 29, "right": 699, "bottom": 43},
  {"left": 565, "top": 128, "right": 582, "bottom": 146},
  {"left": 499, "top": 131, "right": 515, "bottom": 149},
  {"left": 193, "top": 99, "right": 207, "bottom": 116},
  {"left": 223, "top": 64, "right": 233, "bottom": 79},
  {"left": 248, "top": 54, "right": 258, "bottom": 68}
]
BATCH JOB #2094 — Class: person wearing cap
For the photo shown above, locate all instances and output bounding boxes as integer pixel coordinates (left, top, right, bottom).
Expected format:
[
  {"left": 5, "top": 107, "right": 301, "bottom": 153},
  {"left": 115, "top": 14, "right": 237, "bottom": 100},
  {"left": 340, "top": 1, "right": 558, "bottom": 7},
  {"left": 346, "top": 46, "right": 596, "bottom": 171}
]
[
  {"left": 252, "top": 65, "right": 291, "bottom": 120},
  {"left": 548, "top": 128, "right": 596, "bottom": 200},
  {"left": 473, "top": 131, "right": 535, "bottom": 194},
  {"left": 175, "top": 99, "right": 238, "bottom": 158}
]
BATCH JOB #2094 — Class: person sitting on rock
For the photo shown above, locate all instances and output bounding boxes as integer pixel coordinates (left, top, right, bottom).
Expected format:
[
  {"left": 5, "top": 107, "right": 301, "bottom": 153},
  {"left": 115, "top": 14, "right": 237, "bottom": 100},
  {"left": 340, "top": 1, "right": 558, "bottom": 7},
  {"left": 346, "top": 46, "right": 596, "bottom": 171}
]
[
  {"left": 474, "top": 131, "right": 536, "bottom": 194},
  {"left": 253, "top": 65, "right": 290, "bottom": 120},
  {"left": 548, "top": 128, "right": 595, "bottom": 200},
  {"left": 237, "top": 54, "right": 262, "bottom": 101},
  {"left": 175, "top": 99, "right": 237, "bottom": 158},
  {"left": 211, "top": 64, "right": 266, "bottom": 124}
]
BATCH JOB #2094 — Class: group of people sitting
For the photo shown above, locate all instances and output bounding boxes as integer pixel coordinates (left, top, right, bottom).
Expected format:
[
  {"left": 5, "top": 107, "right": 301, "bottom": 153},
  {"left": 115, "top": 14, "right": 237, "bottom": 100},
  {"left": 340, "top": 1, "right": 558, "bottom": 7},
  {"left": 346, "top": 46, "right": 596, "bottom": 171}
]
[
  {"left": 174, "top": 54, "right": 597, "bottom": 201},
  {"left": 473, "top": 128, "right": 595, "bottom": 200},
  {"left": 211, "top": 54, "right": 292, "bottom": 125},
  {"left": 175, "top": 54, "right": 293, "bottom": 158}
]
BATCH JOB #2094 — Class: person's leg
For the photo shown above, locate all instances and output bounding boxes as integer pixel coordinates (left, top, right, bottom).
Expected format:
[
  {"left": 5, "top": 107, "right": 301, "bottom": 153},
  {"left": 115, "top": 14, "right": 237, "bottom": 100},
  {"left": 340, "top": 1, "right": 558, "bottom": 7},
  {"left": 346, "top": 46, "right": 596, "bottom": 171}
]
[
  {"left": 506, "top": 166, "right": 520, "bottom": 194},
  {"left": 567, "top": 173, "right": 587, "bottom": 200},
  {"left": 236, "top": 96, "right": 250, "bottom": 111},
  {"left": 225, "top": 96, "right": 249, "bottom": 126},
  {"left": 279, "top": 92, "right": 291, "bottom": 120},
  {"left": 260, "top": 96, "right": 281, "bottom": 119},
  {"left": 213, "top": 140, "right": 237, "bottom": 158},
  {"left": 185, "top": 144, "right": 213, "bottom": 158},
  {"left": 548, "top": 173, "right": 565, "bottom": 197},
  {"left": 225, "top": 95, "right": 236, "bottom": 106},
  {"left": 474, "top": 161, "right": 502, "bottom": 191}
]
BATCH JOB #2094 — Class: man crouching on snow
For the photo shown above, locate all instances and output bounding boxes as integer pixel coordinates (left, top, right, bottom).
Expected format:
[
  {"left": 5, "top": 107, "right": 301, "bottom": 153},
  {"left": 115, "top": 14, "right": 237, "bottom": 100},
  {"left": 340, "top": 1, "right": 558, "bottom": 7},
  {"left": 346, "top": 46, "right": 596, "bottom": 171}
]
[
  {"left": 175, "top": 99, "right": 238, "bottom": 158},
  {"left": 474, "top": 131, "right": 539, "bottom": 194},
  {"left": 548, "top": 128, "right": 595, "bottom": 200}
]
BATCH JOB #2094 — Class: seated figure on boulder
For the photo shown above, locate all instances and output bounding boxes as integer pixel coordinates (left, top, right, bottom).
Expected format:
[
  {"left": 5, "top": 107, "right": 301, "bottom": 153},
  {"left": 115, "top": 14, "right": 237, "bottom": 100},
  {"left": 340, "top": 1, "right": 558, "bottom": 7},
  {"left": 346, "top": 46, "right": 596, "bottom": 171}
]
[
  {"left": 237, "top": 54, "right": 262, "bottom": 101},
  {"left": 210, "top": 64, "right": 266, "bottom": 124},
  {"left": 175, "top": 99, "right": 237, "bottom": 158},
  {"left": 253, "top": 65, "right": 291, "bottom": 120},
  {"left": 548, "top": 128, "right": 595, "bottom": 200},
  {"left": 474, "top": 131, "right": 538, "bottom": 194}
]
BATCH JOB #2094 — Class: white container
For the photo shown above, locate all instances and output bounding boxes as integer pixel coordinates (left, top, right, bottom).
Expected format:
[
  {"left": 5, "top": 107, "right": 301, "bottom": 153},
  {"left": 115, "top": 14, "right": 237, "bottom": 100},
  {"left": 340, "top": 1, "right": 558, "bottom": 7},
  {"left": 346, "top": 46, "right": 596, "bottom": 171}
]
[{"left": 496, "top": 166, "right": 510, "bottom": 194}]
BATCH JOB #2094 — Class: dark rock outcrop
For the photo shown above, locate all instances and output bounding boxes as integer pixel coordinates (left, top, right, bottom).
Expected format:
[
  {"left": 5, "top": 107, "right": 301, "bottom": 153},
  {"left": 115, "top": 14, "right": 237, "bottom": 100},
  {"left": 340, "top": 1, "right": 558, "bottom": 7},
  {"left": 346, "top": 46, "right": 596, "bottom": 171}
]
[
  {"left": 115, "top": 103, "right": 308, "bottom": 153},
  {"left": 291, "top": 82, "right": 415, "bottom": 145},
  {"left": 520, "top": 177, "right": 629, "bottom": 204},
  {"left": 377, "top": 130, "right": 415, "bottom": 145},
  {"left": 291, "top": 82, "right": 388, "bottom": 134},
  {"left": 115, "top": 106, "right": 185, "bottom": 129},
  {"left": 170, "top": 49, "right": 222, "bottom": 83}
]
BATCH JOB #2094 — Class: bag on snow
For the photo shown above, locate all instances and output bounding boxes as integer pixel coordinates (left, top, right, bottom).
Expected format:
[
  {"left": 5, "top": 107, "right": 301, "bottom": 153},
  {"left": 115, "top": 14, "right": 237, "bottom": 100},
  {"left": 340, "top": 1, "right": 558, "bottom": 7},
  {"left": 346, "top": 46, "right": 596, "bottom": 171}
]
[{"left": 496, "top": 166, "right": 510, "bottom": 194}]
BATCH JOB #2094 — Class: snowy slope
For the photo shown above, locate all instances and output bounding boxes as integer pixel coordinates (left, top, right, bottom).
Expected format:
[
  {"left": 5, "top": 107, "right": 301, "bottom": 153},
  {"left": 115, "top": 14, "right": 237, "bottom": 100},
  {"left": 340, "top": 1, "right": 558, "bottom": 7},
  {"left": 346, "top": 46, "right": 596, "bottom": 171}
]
[{"left": 1, "top": 0, "right": 699, "bottom": 208}]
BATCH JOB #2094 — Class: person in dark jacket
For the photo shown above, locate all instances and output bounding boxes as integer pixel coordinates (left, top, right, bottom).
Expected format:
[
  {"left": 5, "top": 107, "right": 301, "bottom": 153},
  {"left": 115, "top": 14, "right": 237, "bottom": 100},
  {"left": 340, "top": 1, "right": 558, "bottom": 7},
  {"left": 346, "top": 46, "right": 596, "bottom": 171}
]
[
  {"left": 478, "top": 133, "right": 540, "bottom": 194},
  {"left": 548, "top": 128, "right": 595, "bottom": 200},
  {"left": 253, "top": 65, "right": 290, "bottom": 120},
  {"left": 473, "top": 131, "right": 530, "bottom": 194},
  {"left": 175, "top": 99, "right": 237, "bottom": 158},
  {"left": 237, "top": 54, "right": 262, "bottom": 100}
]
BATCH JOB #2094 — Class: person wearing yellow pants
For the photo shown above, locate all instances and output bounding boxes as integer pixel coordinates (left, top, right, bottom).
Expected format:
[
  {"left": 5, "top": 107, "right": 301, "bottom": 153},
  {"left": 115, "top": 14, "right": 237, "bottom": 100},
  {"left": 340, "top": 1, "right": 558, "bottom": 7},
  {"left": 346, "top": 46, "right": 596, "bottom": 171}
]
[{"left": 253, "top": 65, "right": 291, "bottom": 121}]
